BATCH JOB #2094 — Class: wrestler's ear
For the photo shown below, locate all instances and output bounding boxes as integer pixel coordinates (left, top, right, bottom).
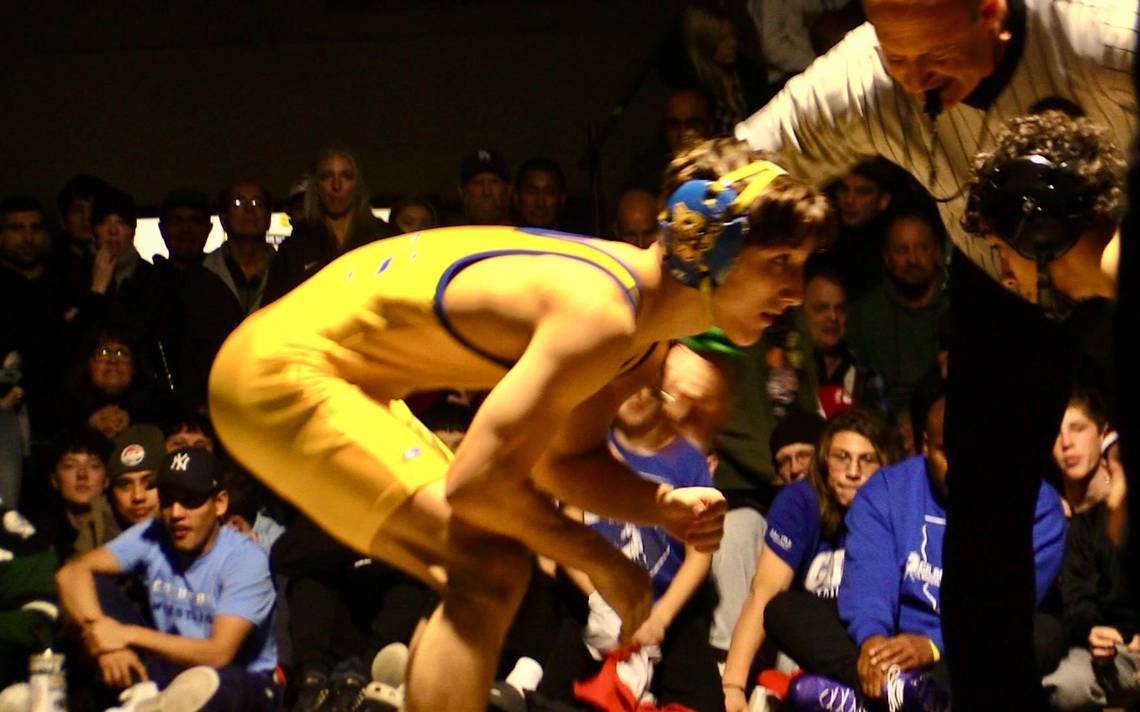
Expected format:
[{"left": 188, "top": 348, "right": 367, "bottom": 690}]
[{"left": 978, "top": 0, "right": 1005, "bottom": 31}]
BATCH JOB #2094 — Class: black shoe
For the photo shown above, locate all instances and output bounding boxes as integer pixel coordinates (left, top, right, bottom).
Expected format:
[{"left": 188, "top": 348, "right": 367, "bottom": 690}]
[
  {"left": 293, "top": 671, "right": 331, "bottom": 712},
  {"left": 326, "top": 666, "right": 369, "bottom": 712},
  {"left": 487, "top": 681, "right": 527, "bottom": 712}
]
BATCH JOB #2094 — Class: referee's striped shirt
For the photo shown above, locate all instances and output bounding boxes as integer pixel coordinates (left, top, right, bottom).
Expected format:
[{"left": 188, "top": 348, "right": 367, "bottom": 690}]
[{"left": 735, "top": 0, "right": 1137, "bottom": 280}]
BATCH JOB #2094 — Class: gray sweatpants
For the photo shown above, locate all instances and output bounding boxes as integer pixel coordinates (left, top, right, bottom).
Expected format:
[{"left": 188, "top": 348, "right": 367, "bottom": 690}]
[{"left": 1042, "top": 646, "right": 1140, "bottom": 711}]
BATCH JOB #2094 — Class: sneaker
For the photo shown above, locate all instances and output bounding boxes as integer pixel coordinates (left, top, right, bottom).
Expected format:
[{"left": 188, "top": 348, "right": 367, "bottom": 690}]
[
  {"left": 106, "top": 680, "right": 160, "bottom": 711},
  {"left": 487, "top": 680, "right": 527, "bottom": 712},
  {"left": 135, "top": 666, "right": 220, "bottom": 712},
  {"left": 786, "top": 674, "right": 866, "bottom": 712},
  {"left": 357, "top": 681, "right": 403, "bottom": 711},
  {"left": 325, "top": 664, "right": 369, "bottom": 712},
  {"left": 883, "top": 667, "right": 949, "bottom": 712},
  {"left": 370, "top": 643, "right": 409, "bottom": 688},
  {"left": 293, "top": 671, "right": 332, "bottom": 712}
]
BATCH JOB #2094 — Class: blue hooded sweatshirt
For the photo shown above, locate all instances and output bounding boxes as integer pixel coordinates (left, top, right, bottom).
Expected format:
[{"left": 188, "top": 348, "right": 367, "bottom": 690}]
[{"left": 838, "top": 456, "right": 1065, "bottom": 650}]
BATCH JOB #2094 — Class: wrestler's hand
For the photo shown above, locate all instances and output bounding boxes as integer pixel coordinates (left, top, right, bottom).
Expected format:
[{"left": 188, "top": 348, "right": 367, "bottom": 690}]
[
  {"left": 659, "top": 486, "right": 726, "bottom": 553},
  {"left": 590, "top": 551, "right": 652, "bottom": 647}
]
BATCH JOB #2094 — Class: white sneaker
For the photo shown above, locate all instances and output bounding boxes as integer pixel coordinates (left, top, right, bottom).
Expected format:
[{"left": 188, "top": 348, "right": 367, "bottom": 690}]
[
  {"left": 106, "top": 680, "right": 159, "bottom": 711},
  {"left": 370, "top": 643, "right": 409, "bottom": 688},
  {"left": 360, "top": 681, "right": 403, "bottom": 710},
  {"left": 135, "top": 667, "right": 220, "bottom": 712},
  {"left": 0, "top": 682, "right": 29, "bottom": 712}
]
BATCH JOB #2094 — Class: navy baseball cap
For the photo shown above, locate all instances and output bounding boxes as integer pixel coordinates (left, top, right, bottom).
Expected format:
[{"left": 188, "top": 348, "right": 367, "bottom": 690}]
[{"left": 157, "top": 448, "right": 221, "bottom": 495}]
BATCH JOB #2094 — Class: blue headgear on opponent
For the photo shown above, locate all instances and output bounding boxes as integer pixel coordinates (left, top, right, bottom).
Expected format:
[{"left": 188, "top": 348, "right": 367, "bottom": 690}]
[{"left": 659, "top": 160, "right": 787, "bottom": 288}]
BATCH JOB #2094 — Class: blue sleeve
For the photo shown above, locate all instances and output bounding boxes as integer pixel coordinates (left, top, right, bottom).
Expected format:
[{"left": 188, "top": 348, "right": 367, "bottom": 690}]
[
  {"left": 1032, "top": 482, "right": 1066, "bottom": 606},
  {"left": 765, "top": 482, "right": 816, "bottom": 572},
  {"left": 839, "top": 472, "right": 898, "bottom": 646},
  {"left": 104, "top": 520, "right": 158, "bottom": 575},
  {"left": 678, "top": 446, "right": 715, "bottom": 489},
  {"left": 215, "top": 539, "right": 276, "bottom": 626}
]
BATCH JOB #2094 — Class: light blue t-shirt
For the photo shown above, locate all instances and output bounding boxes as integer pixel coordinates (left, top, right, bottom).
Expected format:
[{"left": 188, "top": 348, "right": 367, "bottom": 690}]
[{"left": 107, "top": 520, "right": 278, "bottom": 673}]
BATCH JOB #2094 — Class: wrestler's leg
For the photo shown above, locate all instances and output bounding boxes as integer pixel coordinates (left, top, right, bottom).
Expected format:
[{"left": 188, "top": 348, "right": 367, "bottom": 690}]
[{"left": 368, "top": 480, "right": 532, "bottom": 712}]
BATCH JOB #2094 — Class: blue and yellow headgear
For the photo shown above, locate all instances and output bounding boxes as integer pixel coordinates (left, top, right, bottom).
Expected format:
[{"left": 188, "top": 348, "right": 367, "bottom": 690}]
[{"left": 658, "top": 160, "right": 787, "bottom": 289}]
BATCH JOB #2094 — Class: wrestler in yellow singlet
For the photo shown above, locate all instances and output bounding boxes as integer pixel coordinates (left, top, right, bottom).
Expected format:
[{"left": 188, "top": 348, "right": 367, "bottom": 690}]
[{"left": 208, "top": 139, "right": 835, "bottom": 712}]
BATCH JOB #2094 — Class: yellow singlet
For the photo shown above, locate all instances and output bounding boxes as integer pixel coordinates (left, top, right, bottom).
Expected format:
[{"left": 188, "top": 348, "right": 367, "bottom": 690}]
[{"left": 209, "top": 226, "right": 644, "bottom": 552}]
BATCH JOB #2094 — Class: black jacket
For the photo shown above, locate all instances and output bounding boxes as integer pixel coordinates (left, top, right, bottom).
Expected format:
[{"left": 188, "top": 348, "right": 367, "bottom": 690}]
[{"left": 263, "top": 215, "right": 395, "bottom": 305}]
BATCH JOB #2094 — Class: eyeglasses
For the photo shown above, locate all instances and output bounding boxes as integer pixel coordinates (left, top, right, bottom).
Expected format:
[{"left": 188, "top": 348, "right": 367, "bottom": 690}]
[
  {"left": 93, "top": 347, "right": 131, "bottom": 362},
  {"left": 229, "top": 196, "right": 267, "bottom": 210},
  {"left": 827, "top": 448, "right": 881, "bottom": 475}
]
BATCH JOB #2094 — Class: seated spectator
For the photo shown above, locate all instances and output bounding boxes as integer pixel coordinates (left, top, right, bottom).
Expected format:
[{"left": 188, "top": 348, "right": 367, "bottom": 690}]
[
  {"left": 37, "top": 429, "right": 118, "bottom": 563},
  {"left": 543, "top": 382, "right": 721, "bottom": 710},
  {"left": 612, "top": 187, "right": 659, "bottom": 248},
  {"left": 59, "top": 327, "right": 163, "bottom": 441},
  {"left": 55, "top": 447, "right": 280, "bottom": 709},
  {"left": 513, "top": 157, "right": 567, "bottom": 230},
  {"left": 156, "top": 189, "right": 212, "bottom": 271},
  {"left": 801, "top": 256, "right": 891, "bottom": 420},
  {"left": 207, "top": 181, "right": 275, "bottom": 315},
  {"left": 105, "top": 425, "right": 164, "bottom": 529},
  {"left": 826, "top": 158, "right": 895, "bottom": 301},
  {"left": 271, "top": 513, "right": 430, "bottom": 712},
  {"left": 457, "top": 148, "right": 513, "bottom": 226},
  {"left": 818, "top": 396, "right": 1065, "bottom": 709},
  {"left": 846, "top": 208, "right": 948, "bottom": 440},
  {"left": 389, "top": 196, "right": 438, "bottom": 235},
  {"left": 1043, "top": 425, "right": 1135, "bottom": 710},
  {"left": 1053, "top": 384, "right": 1111, "bottom": 517},
  {"left": 709, "top": 409, "right": 823, "bottom": 664},
  {"left": 745, "top": 0, "right": 861, "bottom": 93},
  {"left": 264, "top": 146, "right": 395, "bottom": 304},
  {"left": 722, "top": 408, "right": 897, "bottom": 711},
  {"left": 626, "top": 88, "right": 713, "bottom": 193},
  {"left": 770, "top": 410, "right": 826, "bottom": 487},
  {"left": 162, "top": 413, "right": 215, "bottom": 454},
  {"left": 0, "top": 505, "right": 59, "bottom": 690}
]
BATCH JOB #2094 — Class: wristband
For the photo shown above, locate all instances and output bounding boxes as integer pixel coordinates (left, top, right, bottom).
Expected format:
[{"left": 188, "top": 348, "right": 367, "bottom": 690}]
[{"left": 929, "top": 639, "right": 941, "bottom": 663}]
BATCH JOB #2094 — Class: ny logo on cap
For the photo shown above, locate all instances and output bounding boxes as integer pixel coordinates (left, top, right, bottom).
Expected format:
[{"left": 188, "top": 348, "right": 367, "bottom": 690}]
[{"left": 170, "top": 453, "right": 191, "bottom": 472}]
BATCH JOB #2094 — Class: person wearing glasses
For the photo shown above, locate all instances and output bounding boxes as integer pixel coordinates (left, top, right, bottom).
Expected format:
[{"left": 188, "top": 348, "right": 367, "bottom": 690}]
[
  {"left": 779, "top": 394, "right": 1065, "bottom": 710},
  {"left": 722, "top": 407, "right": 897, "bottom": 712},
  {"left": 59, "top": 329, "right": 164, "bottom": 442},
  {"left": 55, "top": 447, "right": 281, "bottom": 710}
]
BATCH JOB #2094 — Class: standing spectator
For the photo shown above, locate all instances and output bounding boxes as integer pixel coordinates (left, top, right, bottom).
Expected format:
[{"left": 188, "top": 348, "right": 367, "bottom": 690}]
[
  {"left": 721, "top": 408, "right": 897, "bottom": 711},
  {"left": 612, "top": 188, "right": 659, "bottom": 248},
  {"left": 678, "top": 3, "right": 768, "bottom": 135},
  {"left": 828, "top": 158, "right": 895, "bottom": 300},
  {"left": 846, "top": 209, "right": 947, "bottom": 435},
  {"left": 264, "top": 146, "right": 395, "bottom": 304},
  {"left": 1053, "top": 385, "right": 1111, "bottom": 517},
  {"left": 0, "top": 196, "right": 75, "bottom": 502},
  {"left": 55, "top": 448, "right": 280, "bottom": 708},
  {"left": 747, "top": 0, "right": 863, "bottom": 94},
  {"left": 207, "top": 182, "right": 275, "bottom": 316},
  {"left": 285, "top": 174, "right": 310, "bottom": 230},
  {"left": 626, "top": 88, "right": 714, "bottom": 193},
  {"left": 51, "top": 175, "right": 108, "bottom": 307},
  {"left": 513, "top": 158, "right": 566, "bottom": 230},
  {"left": 457, "top": 148, "right": 513, "bottom": 226},
  {"left": 156, "top": 189, "right": 212, "bottom": 271},
  {"left": 389, "top": 196, "right": 438, "bottom": 235}
]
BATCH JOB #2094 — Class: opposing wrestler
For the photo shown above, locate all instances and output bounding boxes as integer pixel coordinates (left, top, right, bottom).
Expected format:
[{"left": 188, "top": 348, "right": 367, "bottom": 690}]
[{"left": 208, "top": 138, "right": 835, "bottom": 711}]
